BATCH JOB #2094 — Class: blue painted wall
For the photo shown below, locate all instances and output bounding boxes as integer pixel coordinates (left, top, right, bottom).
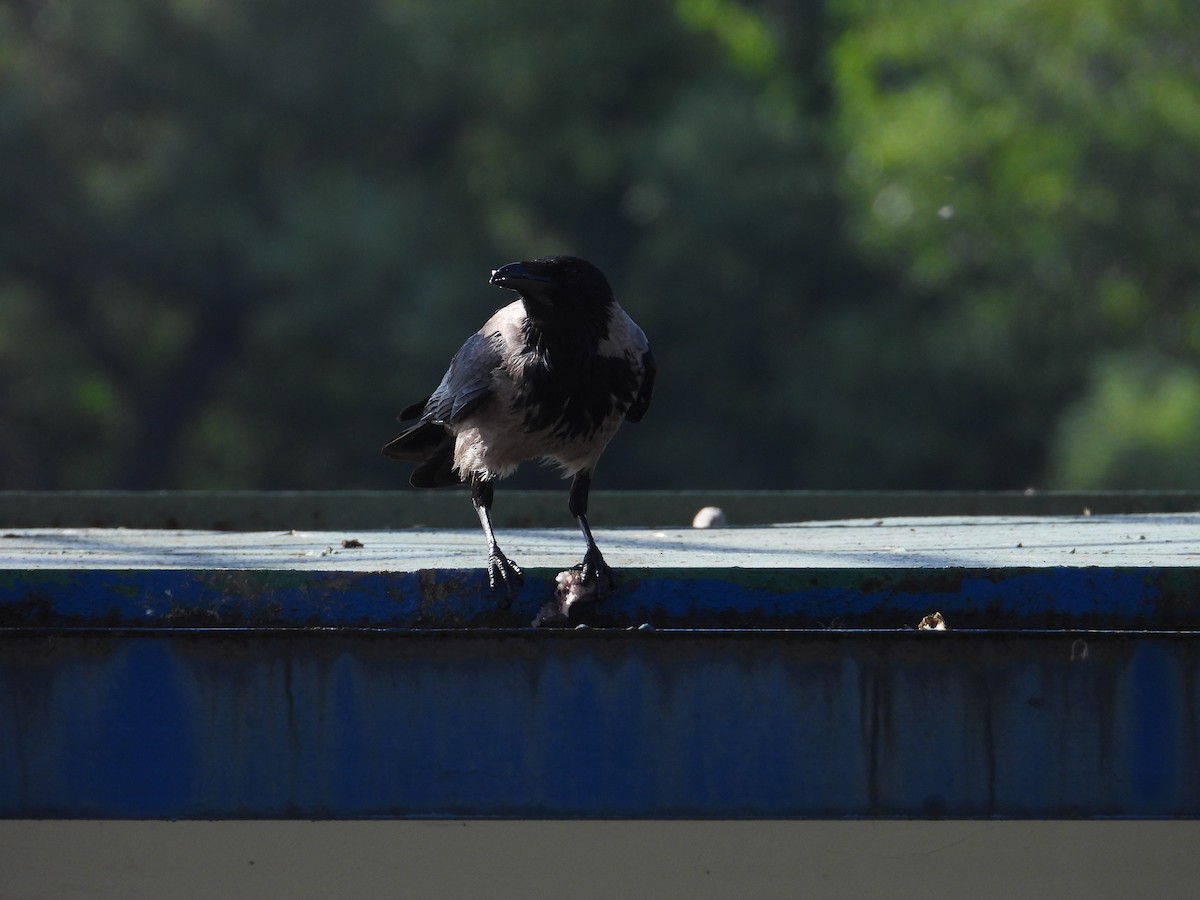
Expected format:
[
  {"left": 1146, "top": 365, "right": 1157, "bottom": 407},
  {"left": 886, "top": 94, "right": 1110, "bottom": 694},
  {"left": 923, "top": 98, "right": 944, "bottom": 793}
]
[
  {"left": 3, "top": 629, "right": 1198, "bottom": 818},
  {"left": 4, "top": 565, "right": 1200, "bottom": 629}
]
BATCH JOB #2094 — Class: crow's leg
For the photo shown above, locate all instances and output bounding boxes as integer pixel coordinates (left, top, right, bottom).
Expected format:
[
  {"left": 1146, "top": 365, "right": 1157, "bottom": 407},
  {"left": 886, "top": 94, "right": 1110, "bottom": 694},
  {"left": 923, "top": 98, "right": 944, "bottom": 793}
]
[
  {"left": 568, "top": 470, "right": 614, "bottom": 591},
  {"left": 471, "top": 476, "right": 523, "bottom": 600}
]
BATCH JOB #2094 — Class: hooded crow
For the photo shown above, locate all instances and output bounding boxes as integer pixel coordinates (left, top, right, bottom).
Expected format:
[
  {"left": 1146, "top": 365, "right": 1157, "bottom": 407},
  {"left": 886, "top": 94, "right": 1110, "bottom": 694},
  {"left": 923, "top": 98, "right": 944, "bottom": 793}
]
[{"left": 382, "top": 256, "right": 655, "bottom": 602}]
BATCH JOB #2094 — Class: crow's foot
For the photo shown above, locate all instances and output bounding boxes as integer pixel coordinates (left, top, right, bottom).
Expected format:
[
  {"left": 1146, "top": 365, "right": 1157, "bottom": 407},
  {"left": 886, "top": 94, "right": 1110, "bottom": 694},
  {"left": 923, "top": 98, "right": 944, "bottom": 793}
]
[
  {"left": 486, "top": 549, "right": 524, "bottom": 605},
  {"left": 574, "top": 545, "right": 615, "bottom": 595}
]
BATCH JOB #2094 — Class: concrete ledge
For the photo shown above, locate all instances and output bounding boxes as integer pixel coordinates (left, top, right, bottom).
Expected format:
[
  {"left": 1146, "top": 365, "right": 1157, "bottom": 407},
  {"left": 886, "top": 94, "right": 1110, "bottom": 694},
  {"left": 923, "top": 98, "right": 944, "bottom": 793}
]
[
  {"left": 3, "top": 510, "right": 1200, "bottom": 818},
  {"left": 2, "top": 514, "right": 1200, "bottom": 629}
]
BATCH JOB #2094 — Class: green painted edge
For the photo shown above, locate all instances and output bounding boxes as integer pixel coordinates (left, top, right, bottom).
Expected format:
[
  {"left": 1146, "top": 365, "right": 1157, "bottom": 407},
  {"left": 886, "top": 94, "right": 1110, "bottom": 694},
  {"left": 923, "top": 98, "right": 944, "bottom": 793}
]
[{"left": 2, "top": 489, "right": 1199, "bottom": 530}]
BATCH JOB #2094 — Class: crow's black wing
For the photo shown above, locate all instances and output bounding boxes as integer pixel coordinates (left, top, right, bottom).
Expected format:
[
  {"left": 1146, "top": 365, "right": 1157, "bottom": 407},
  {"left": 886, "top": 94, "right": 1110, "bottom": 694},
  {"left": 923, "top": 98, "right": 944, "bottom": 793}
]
[
  {"left": 397, "top": 395, "right": 430, "bottom": 422},
  {"left": 625, "top": 348, "right": 656, "bottom": 423},
  {"left": 382, "top": 331, "right": 505, "bottom": 468},
  {"left": 421, "top": 330, "right": 506, "bottom": 425}
]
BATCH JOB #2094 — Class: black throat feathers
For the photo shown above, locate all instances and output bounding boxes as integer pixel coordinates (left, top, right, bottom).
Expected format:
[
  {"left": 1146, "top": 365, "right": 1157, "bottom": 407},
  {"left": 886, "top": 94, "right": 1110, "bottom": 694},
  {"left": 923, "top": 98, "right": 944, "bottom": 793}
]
[{"left": 515, "top": 313, "right": 640, "bottom": 440}]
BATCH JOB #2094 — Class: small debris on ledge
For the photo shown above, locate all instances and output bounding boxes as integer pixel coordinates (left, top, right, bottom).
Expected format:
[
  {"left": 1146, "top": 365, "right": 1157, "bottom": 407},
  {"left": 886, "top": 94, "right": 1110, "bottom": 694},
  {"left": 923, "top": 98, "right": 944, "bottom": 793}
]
[
  {"left": 692, "top": 506, "right": 727, "bottom": 528},
  {"left": 532, "top": 568, "right": 602, "bottom": 627},
  {"left": 918, "top": 611, "right": 947, "bottom": 631}
]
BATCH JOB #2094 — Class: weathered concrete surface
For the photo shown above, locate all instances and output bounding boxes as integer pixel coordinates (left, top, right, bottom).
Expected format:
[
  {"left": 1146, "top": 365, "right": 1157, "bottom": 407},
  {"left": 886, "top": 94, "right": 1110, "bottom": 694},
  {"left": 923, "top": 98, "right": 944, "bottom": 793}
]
[
  {"left": 6, "top": 821, "right": 1200, "bottom": 900},
  {"left": 3, "top": 513, "right": 1199, "bottom": 571},
  {"left": 3, "top": 515, "right": 1200, "bottom": 629}
]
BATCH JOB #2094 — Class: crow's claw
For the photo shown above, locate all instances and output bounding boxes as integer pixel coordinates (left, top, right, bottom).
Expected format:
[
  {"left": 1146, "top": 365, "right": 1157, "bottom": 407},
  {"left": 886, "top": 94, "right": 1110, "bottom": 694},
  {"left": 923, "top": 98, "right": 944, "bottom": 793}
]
[
  {"left": 486, "top": 549, "right": 524, "bottom": 604},
  {"left": 575, "top": 546, "right": 616, "bottom": 595}
]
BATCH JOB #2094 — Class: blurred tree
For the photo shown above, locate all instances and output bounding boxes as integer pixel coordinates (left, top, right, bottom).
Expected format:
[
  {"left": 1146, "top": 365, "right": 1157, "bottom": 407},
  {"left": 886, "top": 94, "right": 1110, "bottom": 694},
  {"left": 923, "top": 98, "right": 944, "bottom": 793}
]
[
  {"left": 2, "top": 0, "right": 1199, "bottom": 491},
  {"left": 1048, "top": 354, "right": 1200, "bottom": 488},
  {"left": 0, "top": 0, "right": 854, "bottom": 489},
  {"left": 832, "top": 0, "right": 1200, "bottom": 487},
  {"left": 3, "top": 0, "right": 462, "bottom": 487}
]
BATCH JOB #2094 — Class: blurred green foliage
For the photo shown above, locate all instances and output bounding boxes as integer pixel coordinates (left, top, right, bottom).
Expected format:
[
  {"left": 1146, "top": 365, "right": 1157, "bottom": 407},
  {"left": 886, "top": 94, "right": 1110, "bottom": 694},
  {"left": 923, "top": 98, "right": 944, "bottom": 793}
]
[{"left": 1, "top": 0, "right": 1197, "bottom": 489}]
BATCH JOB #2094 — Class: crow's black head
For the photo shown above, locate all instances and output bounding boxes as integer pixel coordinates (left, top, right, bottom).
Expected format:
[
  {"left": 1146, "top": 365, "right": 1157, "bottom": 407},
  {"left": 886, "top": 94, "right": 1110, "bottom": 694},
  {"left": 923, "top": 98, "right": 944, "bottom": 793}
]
[{"left": 489, "top": 256, "right": 613, "bottom": 321}]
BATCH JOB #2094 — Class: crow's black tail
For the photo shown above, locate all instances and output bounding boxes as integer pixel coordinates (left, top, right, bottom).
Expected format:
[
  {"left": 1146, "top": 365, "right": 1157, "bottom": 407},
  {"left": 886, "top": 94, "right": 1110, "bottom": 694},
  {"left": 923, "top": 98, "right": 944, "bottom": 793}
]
[{"left": 382, "top": 421, "right": 459, "bottom": 488}]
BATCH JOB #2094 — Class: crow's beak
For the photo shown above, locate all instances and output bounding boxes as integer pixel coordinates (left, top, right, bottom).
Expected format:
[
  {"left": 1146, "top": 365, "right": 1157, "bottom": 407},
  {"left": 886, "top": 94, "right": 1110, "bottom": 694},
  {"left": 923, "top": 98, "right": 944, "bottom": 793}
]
[{"left": 490, "top": 261, "right": 551, "bottom": 293}]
